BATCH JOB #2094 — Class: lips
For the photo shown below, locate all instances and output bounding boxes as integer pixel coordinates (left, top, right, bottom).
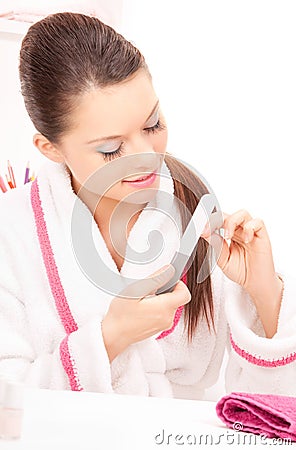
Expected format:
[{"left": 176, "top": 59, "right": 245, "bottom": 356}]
[{"left": 123, "top": 170, "right": 156, "bottom": 182}]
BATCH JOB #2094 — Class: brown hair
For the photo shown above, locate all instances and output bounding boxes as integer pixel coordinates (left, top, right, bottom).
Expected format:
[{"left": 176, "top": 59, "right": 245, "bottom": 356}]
[{"left": 19, "top": 12, "right": 215, "bottom": 341}]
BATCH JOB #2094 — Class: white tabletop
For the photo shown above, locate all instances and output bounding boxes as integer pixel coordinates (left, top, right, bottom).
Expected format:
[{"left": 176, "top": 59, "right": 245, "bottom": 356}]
[{"left": 0, "top": 387, "right": 295, "bottom": 450}]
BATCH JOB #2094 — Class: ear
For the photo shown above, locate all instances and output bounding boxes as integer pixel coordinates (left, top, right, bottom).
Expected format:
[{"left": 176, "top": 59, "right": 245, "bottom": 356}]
[{"left": 33, "top": 133, "right": 64, "bottom": 163}]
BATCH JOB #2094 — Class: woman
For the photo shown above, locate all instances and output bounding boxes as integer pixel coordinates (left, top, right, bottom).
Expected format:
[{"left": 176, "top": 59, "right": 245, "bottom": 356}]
[{"left": 0, "top": 11, "right": 295, "bottom": 399}]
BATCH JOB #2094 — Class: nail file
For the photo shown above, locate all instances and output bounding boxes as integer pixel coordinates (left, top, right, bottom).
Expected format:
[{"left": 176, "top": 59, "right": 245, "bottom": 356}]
[{"left": 156, "top": 193, "right": 222, "bottom": 295}]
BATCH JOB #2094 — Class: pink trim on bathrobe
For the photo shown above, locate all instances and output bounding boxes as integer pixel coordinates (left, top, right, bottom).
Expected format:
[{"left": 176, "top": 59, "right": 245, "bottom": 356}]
[
  {"left": 156, "top": 273, "right": 186, "bottom": 340},
  {"left": 31, "top": 179, "right": 78, "bottom": 335},
  {"left": 230, "top": 333, "right": 296, "bottom": 367},
  {"left": 59, "top": 336, "right": 83, "bottom": 391},
  {"left": 31, "top": 179, "right": 82, "bottom": 390}
]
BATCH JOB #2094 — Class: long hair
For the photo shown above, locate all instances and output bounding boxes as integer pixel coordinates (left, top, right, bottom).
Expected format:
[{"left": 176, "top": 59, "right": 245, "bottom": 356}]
[
  {"left": 164, "top": 153, "right": 215, "bottom": 341},
  {"left": 19, "top": 12, "right": 215, "bottom": 341}
]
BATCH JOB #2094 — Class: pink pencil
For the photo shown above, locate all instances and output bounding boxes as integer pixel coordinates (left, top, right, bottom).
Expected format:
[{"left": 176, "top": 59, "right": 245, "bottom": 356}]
[{"left": 0, "top": 175, "right": 7, "bottom": 193}]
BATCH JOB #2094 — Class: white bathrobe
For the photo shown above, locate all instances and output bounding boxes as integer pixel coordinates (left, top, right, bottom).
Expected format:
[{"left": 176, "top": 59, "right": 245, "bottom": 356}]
[{"left": 0, "top": 158, "right": 296, "bottom": 399}]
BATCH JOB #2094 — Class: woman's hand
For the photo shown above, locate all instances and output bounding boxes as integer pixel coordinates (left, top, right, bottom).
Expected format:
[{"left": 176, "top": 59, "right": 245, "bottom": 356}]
[
  {"left": 202, "top": 209, "right": 283, "bottom": 337},
  {"left": 102, "top": 264, "right": 191, "bottom": 362}
]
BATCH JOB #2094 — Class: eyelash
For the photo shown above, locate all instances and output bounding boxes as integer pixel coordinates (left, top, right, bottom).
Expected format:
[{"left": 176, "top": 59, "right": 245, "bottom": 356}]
[{"left": 101, "top": 119, "right": 166, "bottom": 161}]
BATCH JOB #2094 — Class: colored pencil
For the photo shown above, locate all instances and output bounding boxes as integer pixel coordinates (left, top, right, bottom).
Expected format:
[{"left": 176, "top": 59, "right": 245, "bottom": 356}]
[
  {"left": 5, "top": 174, "right": 14, "bottom": 189},
  {"left": 24, "top": 161, "right": 30, "bottom": 184},
  {"left": 0, "top": 175, "right": 7, "bottom": 193},
  {"left": 29, "top": 171, "right": 35, "bottom": 182},
  {"left": 7, "top": 160, "right": 16, "bottom": 188}
]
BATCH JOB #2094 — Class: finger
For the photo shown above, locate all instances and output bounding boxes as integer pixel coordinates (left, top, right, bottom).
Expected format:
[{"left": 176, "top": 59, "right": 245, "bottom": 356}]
[
  {"left": 120, "top": 264, "right": 175, "bottom": 299},
  {"left": 161, "top": 279, "right": 192, "bottom": 309},
  {"left": 242, "top": 217, "right": 267, "bottom": 244},
  {"left": 223, "top": 209, "right": 253, "bottom": 239},
  {"left": 201, "top": 211, "right": 224, "bottom": 238},
  {"left": 202, "top": 231, "right": 230, "bottom": 272}
]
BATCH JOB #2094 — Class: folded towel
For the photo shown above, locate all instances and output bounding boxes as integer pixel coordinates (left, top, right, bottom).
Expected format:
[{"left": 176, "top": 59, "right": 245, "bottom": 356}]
[{"left": 216, "top": 392, "right": 296, "bottom": 442}]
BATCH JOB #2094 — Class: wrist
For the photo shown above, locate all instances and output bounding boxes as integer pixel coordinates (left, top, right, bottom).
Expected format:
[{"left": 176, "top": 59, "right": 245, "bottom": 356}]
[
  {"left": 246, "top": 273, "right": 283, "bottom": 307},
  {"left": 245, "top": 272, "right": 283, "bottom": 304},
  {"left": 247, "top": 274, "right": 284, "bottom": 338},
  {"left": 101, "top": 317, "right": 128, "bottom": 363}
]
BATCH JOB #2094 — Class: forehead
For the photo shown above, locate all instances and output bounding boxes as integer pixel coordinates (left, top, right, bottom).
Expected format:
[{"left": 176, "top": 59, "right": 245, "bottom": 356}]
[{"left": 72, "top": 71, "right": 158, "bottom": 137}]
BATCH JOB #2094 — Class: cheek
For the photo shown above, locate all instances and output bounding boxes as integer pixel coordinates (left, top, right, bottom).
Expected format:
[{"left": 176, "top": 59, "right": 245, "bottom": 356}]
[
  {"left": 64, "top": 151, "right": 104, "bottom": 182},
  {"left": 154, "top": 129, "right": 168, "bottom": 153}
]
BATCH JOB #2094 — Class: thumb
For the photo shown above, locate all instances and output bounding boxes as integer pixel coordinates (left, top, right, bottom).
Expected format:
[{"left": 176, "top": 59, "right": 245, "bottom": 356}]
[
  {"left": 202, "top": 232, "right": 230, "bottom": 271},
  {"left": 119, "top": 264, "right": 175, "bottom": 300}
]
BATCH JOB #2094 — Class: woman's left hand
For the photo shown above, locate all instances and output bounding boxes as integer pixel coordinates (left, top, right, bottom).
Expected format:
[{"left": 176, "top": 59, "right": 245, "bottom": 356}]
[
  {"left": 202, "top": 210, "right": 283, "bottom": 334},
  {"left": 202, "top": 209, "right": 282, "bottom": 302},
  {"left": 202, "top": 209, "right": 284, "bottom": 338}
]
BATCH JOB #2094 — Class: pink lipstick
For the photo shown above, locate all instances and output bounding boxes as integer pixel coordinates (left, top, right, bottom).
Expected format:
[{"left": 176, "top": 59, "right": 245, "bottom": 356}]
[{"left": 122, "top": 170, "right": 157, "bottom": 188}]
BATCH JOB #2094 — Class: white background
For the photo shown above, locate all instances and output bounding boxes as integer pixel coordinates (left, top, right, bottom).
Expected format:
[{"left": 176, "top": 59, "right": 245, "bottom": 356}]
[{"left": 0, "top": 0, "right": 295, "bottom": 276}]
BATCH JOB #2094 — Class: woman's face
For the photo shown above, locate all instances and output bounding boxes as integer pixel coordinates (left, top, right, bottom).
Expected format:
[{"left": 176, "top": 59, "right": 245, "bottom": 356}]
[{"left": 52, "top": 69, "right": 168, "bottom": 204}]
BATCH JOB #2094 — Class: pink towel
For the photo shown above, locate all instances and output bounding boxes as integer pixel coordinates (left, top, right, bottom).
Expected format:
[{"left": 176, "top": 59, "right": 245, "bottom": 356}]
[{"left": 216, "top": 392, "right": 296, "bottom": 442}]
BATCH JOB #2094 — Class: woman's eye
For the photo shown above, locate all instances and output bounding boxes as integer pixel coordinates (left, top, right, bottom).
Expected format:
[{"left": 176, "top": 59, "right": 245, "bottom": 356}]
[
  {"left": 101, "top": 144, "right": 125, "bottom": 161},
  {"left": 144, "top": 119, "right": 166, "bottom": 134},
  {"left": 99, "top": 119, "right": 166, "bottom": 161}
]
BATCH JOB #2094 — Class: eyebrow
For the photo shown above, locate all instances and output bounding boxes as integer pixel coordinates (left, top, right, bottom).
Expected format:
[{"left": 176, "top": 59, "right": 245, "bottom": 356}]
[{"left": 86, "top": 100, "right": 159, "bottom": 145}]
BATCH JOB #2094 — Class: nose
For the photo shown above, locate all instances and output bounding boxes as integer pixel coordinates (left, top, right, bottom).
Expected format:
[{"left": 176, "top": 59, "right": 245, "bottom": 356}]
[{"left": 126, "top": 137, "right": 161, "bottom": 174}]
